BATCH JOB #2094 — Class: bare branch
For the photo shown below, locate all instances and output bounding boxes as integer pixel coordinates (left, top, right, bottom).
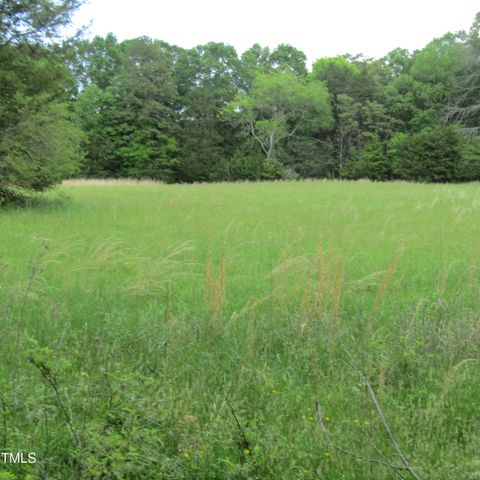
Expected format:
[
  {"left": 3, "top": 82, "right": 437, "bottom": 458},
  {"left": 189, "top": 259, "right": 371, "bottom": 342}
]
[
  {"left": 248, "top": 121, "right": 269, "bottom": 157},
  {"left": 225, "top": 398, "right": 253, "bottom": 457},
  {"left": 315, "top": 399, "right": 408, "bottom": 478},
  {"left": 29, "top": 357, "right": 79, "bottom": 445},
  {"left": 340, "top": 358, "right": 422, "bottom": 480}
]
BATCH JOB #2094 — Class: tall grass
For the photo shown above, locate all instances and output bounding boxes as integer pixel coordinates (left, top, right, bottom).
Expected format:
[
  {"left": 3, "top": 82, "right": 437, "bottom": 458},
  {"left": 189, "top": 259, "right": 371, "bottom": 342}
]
[{"left": 0, "top": 180, "right": 479, "bottom": 479}]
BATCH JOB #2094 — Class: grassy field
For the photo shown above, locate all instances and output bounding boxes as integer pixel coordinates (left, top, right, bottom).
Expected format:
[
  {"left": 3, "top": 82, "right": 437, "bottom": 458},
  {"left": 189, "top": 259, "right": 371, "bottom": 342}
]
[{"left": 1, "top": 180, "right": 480, "bottom": 479}]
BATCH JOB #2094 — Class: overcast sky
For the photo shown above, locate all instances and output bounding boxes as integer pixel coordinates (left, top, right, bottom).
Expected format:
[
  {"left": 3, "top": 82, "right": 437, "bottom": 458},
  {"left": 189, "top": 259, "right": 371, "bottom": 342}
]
[{"left": 71, "top": 0, "right": 480, "bottom": 66}]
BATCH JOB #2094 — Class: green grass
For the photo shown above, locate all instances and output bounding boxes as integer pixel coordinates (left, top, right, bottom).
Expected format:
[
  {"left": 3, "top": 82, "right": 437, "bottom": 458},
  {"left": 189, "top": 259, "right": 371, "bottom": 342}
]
[{"left": 1, "top": 180, "right": 480, "bottom": 479}]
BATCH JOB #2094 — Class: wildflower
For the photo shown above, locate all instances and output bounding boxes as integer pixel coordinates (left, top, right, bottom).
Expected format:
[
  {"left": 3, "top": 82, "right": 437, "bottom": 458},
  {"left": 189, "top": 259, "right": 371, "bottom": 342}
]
[
  {"left": 324, "top": 416, "right": 331, "bottom": 422},
  {"left": 244, "top": 449, "right": 251, "bottom": 456},
  {"left": 364, "top": 420, "right": 370, "bottom": 426},
  {"left": 324, "top": 452, "right": 331, "bottom": 457}
]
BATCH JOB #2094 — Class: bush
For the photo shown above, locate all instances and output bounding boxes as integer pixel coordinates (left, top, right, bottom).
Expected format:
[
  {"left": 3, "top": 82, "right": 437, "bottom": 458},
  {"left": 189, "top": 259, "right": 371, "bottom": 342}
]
[
  {"left": 391, "top": 125, "right": 463, "bottom": 182},
  {"left": 457, "top": 136, "right": 480, "bottom": 181},
  {"left": 350, "top": 134, "right": 391, "bottom": 181}
]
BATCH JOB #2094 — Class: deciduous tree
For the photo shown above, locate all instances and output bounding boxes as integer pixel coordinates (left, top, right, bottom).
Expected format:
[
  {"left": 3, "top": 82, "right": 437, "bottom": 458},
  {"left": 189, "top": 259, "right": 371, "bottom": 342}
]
[{"left": 226, "top": 73, "right": 333, "bottom": 173}]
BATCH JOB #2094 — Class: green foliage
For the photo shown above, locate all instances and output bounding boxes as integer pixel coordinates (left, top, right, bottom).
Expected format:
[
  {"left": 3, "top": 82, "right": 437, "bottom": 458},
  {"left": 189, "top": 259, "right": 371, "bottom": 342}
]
[
  {"left": 0, "top": 103, "right": 82, "bottom": 196},
  {"left": 0, "top": 0, "right": 83, "bottom": 47},
  {"left": 350, "top": 133, "right": 390, "bottom": 180},
  {"left": 76, "top": 33, "right": 122, "bottom": 90},
  {"left": 392, "top": 125, "right": 463, "bottom": 182},
  {"left": 75, "top": 36, "right": 179, "bottom": 181},
  {"left": 74, "top": 84, "right": 121, "bottom": 177},
  {"left": 226, "top": 72, "right": 333, "bottom": 172},
  {"left": 410, "top": 34, "right": 464, "bottom": 87},
  {"left": 116, "top": 38, "right": 179, "bottom": 181},
  {"left": 0, "top": 0, "right": 84, "bottom": 202},
  {"left": 240, "top": 44, "right": 272, "bottom": 87},
  {"left": 447, "top": 17, "right": 480, "bottom": 135},
  {"left": 270, "top": 44, "right": 307, "bottom": 76},
  {"left": 70, "top": 11, "right": 480, "bottom": 184},
  {"left": 4, "top": 9, "right": 480, "bottom": 198},
  {"left": 380, "top": 48, "right": 412, "bottom": 77},
  {"left": 311, "top": 56, "right": 360, "bottom": 98},
  {"left": 457, "top": 136, "right": 480, "bottom": 181},
  {"left": 174, "top": 43, "right": 243, "bottom": 182}
]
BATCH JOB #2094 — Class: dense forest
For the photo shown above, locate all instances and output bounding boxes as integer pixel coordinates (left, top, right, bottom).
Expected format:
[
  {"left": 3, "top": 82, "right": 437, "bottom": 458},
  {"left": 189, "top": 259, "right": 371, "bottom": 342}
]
[{"left": 1, "top": 1, "right": 480, "bottom": 200}]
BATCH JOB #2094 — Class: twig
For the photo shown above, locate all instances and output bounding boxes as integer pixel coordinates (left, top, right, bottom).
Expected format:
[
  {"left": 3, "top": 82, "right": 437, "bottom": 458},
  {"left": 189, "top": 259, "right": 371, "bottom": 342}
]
[
  {"left": 29, "top": 357, "right": 78, "bottom": 445},
  {"left": 362, "top": 426, "right": 408, "bottom": 480},
  {"left": 315, "top": 399, "right": 407, "bottom": 478},
  {"left": 225, "top": 398, "right": 252, "bottom": 456},
  {"left": 340, "top": 357, "right": 422, "bottom": 480}
]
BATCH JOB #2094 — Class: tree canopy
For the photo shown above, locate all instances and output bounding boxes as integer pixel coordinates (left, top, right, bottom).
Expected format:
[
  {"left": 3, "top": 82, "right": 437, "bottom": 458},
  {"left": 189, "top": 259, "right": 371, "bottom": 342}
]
[
  {"left": 0, "top": 0, "right": 83, "bottom": 46},
  {"left": 0, "top": 0, "right": 84, "bottom": 202},
  {"left": 2, "top": 6, "right": 480, "bottom": 200}
]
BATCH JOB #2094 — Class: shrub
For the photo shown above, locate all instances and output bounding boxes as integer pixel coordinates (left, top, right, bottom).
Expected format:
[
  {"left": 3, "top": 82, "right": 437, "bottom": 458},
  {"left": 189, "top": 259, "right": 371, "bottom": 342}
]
[
  {"left": 457, "top": 136, "right": 480, "bottom": 181},
  {"left": 391, "top": 124, "right": 463, "bottom": 182}
]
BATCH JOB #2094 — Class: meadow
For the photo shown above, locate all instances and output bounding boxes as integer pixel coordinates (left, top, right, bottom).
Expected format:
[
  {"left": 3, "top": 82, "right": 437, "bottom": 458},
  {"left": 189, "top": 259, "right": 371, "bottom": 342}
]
[{"left": 0, "top": 180, "right": 479, "bottom": 479}]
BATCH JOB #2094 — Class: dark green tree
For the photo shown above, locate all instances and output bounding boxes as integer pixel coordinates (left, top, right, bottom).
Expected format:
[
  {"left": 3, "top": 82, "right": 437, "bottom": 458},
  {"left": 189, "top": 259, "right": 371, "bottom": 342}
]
[
  {"left": 75, "top": 37, "right": 179, "bottom": 181},
  {"left": 174, "top": 43, "right": 243, "bottom": 181},
  {"left": 457, "top": 136, "right": 480, "bottom": 181},
  {"left": 270, "top": 44, "right": 307, "bottom": 77},
  {"left": 1, "top": 103, "right": 82, "bottom": 195},
  {"left": 240, "top": 43, "right": 271, "bottom": 89},
  {"left": 0, "top": 0, "right": 84, "bottom": 202},
  {"left": 0, "top": 0, "right": 82, "bottom": 46},
  {"left": 392, "top": 125, "right": 463, "bottom": 182},
  {"left": 116, "top": 38, "right": 178, "bottom": 180}
]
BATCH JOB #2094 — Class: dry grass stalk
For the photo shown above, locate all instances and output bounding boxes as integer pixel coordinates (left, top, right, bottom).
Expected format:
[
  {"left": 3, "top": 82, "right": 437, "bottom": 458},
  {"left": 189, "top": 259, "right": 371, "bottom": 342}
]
[
  {"left": 370, "top": 252, "right": 402, "bottom": 320},
  {"left": 62, "top": 178, "right": 163, "bottom": 186},
  {"left": 213, "top": 257, "right": 225, "bottom": 324}
]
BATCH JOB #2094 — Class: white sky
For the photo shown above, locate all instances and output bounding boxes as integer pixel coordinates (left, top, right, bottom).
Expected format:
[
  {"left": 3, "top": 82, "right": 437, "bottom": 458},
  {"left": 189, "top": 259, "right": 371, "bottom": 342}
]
[{"left": 71, "top": 0, "right": 480, "bottom": 67}]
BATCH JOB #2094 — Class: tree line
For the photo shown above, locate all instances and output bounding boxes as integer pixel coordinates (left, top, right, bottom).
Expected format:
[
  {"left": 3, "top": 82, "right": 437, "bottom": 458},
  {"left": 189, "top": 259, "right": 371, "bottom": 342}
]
[{"left": 1, "top": 1, "right": 480, "bottom": 201}]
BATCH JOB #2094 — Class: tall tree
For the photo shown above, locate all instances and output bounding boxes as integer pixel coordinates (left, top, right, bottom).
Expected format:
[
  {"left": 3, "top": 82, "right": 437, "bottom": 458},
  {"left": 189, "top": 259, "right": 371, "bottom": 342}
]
[
  {"left": 0, "top": 0, "right": 84, "bottom": 201},
  {"left": 174, "top": 43, "right": 243, "bottom": 181},
  {"left": 446, "top": 13, "right": 480, "bottom": 135},
  {"left": 311, "top": 56, "right": 360, "bottom": 100},
  {"left": 75, "top": 33, "right": 122, "bottom": 90},
  {"left": 117, "top": 38, "right": 178, "bottom": 180},
  {"left": 225, "top": 72, "right": 333, "bottom": 171},
  {"left": 270, "top": 44, "right": 307, "bottom": 77},
  {"left": 240, "top": 43, "right": 271, "bottom": 89},
  {"left": 76, "top": 37, "right": 179, "bottom": 181},
  {"left": 0, "top": 0, "right": 82, "bottom": 46}
]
